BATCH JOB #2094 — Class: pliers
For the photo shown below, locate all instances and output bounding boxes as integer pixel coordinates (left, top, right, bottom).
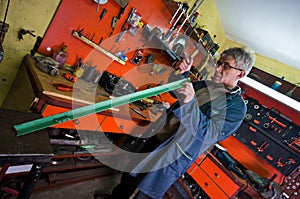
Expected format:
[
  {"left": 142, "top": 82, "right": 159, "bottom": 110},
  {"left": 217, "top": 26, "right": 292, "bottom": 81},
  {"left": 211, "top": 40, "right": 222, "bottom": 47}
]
[
  {"left": 257, "top": 141, "right": 269, "bottom": 153},
  {"left": 53, "top": 82, "right": 80, "bottom": 92}
]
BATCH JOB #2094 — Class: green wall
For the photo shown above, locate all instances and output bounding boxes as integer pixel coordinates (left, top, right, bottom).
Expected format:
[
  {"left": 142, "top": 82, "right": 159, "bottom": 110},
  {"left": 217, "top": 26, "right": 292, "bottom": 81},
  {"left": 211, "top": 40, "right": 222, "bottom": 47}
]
[{"left": 0, "top": 0, "right": 60, "bottom": 106}]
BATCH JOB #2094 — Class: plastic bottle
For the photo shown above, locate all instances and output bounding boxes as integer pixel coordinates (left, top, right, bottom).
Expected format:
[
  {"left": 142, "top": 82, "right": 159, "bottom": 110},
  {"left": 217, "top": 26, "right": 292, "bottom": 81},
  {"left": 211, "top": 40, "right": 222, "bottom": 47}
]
[
  {"left": 271, "top": 76, "right": 284, "bottom": 90},
  {"left": 52, "top": 45, "right": 68, "bottom": 69}
]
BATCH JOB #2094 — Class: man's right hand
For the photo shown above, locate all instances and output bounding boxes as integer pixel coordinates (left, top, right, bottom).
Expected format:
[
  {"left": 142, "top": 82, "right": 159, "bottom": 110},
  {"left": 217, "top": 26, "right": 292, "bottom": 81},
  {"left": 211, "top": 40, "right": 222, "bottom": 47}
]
[{"left": 177, "top": 56, "right": 193, "bottom": 74}]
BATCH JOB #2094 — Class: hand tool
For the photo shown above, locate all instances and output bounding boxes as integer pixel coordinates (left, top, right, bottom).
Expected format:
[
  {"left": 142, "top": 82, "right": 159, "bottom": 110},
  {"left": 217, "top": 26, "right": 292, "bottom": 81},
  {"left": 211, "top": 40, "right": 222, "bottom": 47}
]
[
  {"left": 53, "top": 82, "right": 80, "bottom": 92},
  {"left": 266, "top": 155, "right": 273, "bottom": 161},
  {"left": 115, "top": 7, "right": 137, "bottom": 43},
  {"left": 176, "top": 13, "right": 191, "bottom": 34},
  {"left": 249, "top": 126, "right": 257, "bottom": 132},
  {"left": 168, "top": 13, "right": 191, "bottom": 44},
  {"left": 282, "top": 126, "right": 293, "bottom": 138},
  {"left": 250, "top": 140, "right": 257, "bottom": 146},
  {"left": 164, "top": 3, "right": 189, "bottom": 40},
  {"left": 14, "top": 78, "right": 190, "bottom": 136},
  {"left": 184, "top": 23, "right": 192, "bottom": 35},
  {"left": 257, "top": 141, "right": 269, "bottom": 153},
  {"left": 109, "top": 3, "right": 129, "bottom": 37},
  {"left": 169, "top": 3, "right": 183, "bottom": 24},
  {"left": 72, "top": 30, "right": 125, "bottom": 65},
  {"left": 63, "top": 72, "right": 78, "bottom": 82},
  {"left": 99, "top": 8, "right": 107, "bottom": 21},
  {"left": 18, "top": 29, "right": 36, "bottom": 41},
  {"left": 267, "top": 115, "right": 287, "bottom": 128},
  {"left": 94, "top": 0, "right": 108, "bottom": 12},
  {"left": 130, "top": 107, "right": 147, "bottom": 118}
]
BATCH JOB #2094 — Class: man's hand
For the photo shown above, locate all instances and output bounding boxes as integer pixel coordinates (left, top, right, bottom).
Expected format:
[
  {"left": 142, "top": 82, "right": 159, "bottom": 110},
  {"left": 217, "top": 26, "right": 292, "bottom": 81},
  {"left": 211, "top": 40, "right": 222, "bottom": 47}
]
[
  {"left": 176, "top": 82, "right": 195, "bottom": 103},
  {"left": 178, "top": 56, "right": 193, "bottom": 74}
]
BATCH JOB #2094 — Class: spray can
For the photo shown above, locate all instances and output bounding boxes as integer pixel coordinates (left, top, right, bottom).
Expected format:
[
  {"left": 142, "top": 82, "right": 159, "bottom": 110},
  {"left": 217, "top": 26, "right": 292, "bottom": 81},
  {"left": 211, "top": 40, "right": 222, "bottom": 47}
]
[{"left": 271, "top": 76, "right": 284, "bottom": 90}]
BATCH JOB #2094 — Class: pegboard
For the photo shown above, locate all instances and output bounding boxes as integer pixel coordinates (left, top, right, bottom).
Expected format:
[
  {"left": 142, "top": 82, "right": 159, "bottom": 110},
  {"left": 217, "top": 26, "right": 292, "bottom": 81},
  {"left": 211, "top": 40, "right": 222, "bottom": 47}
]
[
  {"left": 37, "top": 0, "right": 173, "bottom": 73},
  {"left": 37, "top": 0, "right": 207, "bottom": 81}
]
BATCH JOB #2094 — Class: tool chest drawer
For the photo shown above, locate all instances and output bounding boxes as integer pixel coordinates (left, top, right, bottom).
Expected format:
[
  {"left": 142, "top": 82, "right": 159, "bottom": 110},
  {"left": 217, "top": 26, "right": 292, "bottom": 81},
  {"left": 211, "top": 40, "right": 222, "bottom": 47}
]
[
  {"left": 190, "top": 165, "right": 230, "bottom": 199},
  {"left": 189, "top": 155, "right": 242, "bottom": 199},
  {"left": 199, "top": 156, "right": 240, "bottom": 197}
]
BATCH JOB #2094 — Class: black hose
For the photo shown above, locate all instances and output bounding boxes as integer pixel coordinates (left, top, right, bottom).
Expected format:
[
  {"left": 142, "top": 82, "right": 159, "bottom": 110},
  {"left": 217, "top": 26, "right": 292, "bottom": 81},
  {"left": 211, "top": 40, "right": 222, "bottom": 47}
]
[{"left": 0, "top": 0, "right": 10, "bottom": 39}]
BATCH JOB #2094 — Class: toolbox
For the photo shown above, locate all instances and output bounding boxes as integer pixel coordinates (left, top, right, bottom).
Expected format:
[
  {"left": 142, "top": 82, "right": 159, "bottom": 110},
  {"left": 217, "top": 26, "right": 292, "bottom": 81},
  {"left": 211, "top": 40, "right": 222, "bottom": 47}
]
[{"left": 233, "top": 95, "right": 300, "bottom": 175}]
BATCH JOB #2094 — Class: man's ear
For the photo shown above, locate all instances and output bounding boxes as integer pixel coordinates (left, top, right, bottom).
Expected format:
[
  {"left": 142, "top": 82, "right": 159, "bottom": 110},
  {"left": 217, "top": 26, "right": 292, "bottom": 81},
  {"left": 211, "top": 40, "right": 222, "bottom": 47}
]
[{"left": 237, "top": 70, "right": 246, "bottom": 79}]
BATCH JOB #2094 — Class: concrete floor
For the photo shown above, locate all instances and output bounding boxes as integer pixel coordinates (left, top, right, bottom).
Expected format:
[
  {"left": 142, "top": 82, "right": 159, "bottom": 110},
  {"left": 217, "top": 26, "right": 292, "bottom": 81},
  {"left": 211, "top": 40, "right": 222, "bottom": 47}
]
[{"left": 30, "top": 172, "right": 122, "bottom": 199}]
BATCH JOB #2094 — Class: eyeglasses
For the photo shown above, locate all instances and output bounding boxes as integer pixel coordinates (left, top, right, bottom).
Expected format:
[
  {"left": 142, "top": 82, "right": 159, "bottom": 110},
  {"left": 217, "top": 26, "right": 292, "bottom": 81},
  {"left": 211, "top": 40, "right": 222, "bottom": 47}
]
[{"left": 216, "top": 60, "right": 244, "bottom": 71}]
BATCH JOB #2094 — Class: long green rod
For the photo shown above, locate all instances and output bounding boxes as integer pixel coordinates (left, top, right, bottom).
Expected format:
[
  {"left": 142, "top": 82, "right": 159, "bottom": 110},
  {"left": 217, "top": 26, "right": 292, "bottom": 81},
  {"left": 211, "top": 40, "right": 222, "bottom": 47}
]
[{"left": 14, "top": 78, "right": 189, "bottom": 136}]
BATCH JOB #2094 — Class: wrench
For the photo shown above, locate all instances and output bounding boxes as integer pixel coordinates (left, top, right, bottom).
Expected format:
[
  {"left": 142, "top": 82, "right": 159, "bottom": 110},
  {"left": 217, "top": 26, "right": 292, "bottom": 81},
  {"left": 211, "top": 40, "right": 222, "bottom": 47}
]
[{"left": 169, "top": 3, "right": 183, "bottom": 24}]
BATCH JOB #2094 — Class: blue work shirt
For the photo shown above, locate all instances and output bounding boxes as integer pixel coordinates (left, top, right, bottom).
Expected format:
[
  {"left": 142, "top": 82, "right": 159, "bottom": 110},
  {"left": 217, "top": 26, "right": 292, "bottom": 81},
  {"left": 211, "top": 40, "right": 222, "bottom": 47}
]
[{"left": 135, "top": 80, "right": 247, "bottom": 199}]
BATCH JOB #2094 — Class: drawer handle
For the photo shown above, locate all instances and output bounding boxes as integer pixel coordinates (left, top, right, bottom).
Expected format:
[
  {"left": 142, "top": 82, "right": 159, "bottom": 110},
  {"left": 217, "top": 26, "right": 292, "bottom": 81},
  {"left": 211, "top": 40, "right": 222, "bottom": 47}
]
[
  {"left": 214, "top": 172, "right": 219, "bottom": 178},
  {"left": 204, "top": 182, "right": 209, "bottom": 187}
]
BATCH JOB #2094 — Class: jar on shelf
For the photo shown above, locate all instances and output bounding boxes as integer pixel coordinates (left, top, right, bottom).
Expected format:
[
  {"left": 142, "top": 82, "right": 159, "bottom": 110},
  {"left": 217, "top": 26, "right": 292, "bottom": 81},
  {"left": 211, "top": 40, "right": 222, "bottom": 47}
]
[{"left": 52, "top": 45, "right": 68, "bottom": 69}]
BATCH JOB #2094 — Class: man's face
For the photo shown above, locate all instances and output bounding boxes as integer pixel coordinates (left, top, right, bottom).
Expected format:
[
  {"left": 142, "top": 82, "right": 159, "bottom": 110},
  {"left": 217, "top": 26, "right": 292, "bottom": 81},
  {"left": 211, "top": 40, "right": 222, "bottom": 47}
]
[{"left": 213, "top": 56, "right": 245, "bottom": 88}]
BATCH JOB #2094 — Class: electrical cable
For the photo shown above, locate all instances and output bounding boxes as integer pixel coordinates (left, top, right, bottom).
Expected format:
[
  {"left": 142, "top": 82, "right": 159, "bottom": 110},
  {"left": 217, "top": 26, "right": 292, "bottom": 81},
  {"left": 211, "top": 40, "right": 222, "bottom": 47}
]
[
  {"left": 0, "top": 0, "right": 11, "bottom": 63},
  {"left": 0, "top": 0, "right": 10, "bottom": 39}
]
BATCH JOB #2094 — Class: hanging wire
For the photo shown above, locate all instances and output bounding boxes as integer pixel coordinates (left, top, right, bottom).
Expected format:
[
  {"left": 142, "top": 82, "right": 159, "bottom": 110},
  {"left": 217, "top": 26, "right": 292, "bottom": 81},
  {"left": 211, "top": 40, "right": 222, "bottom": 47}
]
[{"left": 0, "top": 0, "right": 10, "bottom": 39}]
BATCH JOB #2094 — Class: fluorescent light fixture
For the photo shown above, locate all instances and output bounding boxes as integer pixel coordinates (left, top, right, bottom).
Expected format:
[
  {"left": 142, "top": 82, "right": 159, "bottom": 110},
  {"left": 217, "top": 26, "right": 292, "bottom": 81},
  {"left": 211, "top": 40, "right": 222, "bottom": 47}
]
[{"left": 241, "top": 76, "right": 300, "bottom": 112}]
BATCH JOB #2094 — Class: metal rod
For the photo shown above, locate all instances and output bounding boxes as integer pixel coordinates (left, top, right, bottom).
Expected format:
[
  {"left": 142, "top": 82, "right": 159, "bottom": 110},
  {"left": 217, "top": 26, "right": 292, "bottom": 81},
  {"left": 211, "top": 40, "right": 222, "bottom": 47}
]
[{"left": 14, "top": 78, "right": 190, "bottom": 136}]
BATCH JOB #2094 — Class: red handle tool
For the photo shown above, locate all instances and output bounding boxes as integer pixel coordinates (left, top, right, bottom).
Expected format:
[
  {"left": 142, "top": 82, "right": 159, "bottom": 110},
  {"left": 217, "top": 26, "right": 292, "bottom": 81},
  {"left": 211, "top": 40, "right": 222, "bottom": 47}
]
[{"left": 53, "top": 82, "right": 80, "bottom": 92}]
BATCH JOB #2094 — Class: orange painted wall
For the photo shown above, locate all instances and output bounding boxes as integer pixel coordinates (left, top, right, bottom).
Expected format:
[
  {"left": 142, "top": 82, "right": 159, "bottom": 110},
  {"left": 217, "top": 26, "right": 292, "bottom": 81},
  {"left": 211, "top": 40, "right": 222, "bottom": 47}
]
[{"left": 38, "top": 0, "right": 173, "bottom": 71}]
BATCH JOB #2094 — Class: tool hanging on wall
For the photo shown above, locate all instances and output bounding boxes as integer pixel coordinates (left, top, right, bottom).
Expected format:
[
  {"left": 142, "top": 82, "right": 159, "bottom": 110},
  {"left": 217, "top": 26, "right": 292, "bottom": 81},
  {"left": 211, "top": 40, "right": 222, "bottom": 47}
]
[
  {"left": 94, "top": 0, "right": 108, "bottom": 13},
  {"left": 99, "top": 8, "right": 107, "bottom": 21},
  {"left": 169, "top": 3, "right": 183, "bottom": 24},
  {"left": 168, "top": 13, "right": 191, "bottom": 44},
  {"left": 18, "top": 29, "right": 36, "bottom": 41},
  {"left": 109, "top": 3, "right": 129, "bottom": 37},
  {"left": 169, "top": 0, "right": 204, "bottom": 44},
  {"left": 14, "top": 78, "right": 190, "bottom": 136},
  {"left": 164, "top": 3, "right": 189, "bottom": 40},
  {"left": 115, "top": 7, "right": 137, "bottom": 43}
]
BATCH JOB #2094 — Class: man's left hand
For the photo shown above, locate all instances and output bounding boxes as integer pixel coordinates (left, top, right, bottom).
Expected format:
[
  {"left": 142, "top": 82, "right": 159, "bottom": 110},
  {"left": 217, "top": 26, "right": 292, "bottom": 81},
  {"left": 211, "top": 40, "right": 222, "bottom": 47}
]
[{"left": 176, "top": 82, "right": 195, "bottom": 103}]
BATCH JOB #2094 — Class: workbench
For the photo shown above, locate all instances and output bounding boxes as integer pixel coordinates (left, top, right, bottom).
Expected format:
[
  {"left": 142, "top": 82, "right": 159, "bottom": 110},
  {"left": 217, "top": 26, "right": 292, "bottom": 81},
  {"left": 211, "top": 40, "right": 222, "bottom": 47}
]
[{"left": 3, "top": 54, "right": 159, "bottom": 135}]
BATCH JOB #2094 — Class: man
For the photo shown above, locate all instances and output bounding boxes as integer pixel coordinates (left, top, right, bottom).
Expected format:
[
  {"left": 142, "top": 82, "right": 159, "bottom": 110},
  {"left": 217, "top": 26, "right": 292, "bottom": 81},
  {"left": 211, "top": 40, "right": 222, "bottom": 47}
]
[{"left": 108, "top": 47, "right": 255, "bottom": 199}]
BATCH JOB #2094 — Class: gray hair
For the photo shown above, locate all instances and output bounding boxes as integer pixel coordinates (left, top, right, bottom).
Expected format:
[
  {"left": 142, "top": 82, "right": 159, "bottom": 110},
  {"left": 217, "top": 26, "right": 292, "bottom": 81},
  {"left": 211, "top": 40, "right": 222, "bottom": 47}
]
[{"left": 220, "top": 47, "right": 256, "bottom": 75}]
